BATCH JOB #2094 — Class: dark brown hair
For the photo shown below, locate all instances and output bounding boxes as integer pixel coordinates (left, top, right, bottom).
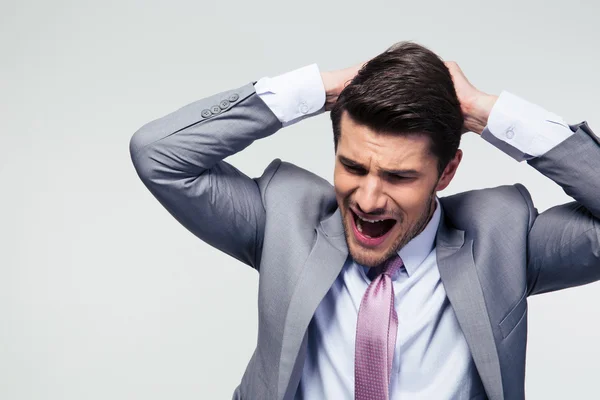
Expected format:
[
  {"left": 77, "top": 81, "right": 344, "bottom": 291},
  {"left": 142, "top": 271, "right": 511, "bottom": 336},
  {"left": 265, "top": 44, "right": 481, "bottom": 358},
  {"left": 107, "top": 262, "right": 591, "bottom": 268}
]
[{"left": 330, "top": 41, "right": 464, "bottom": 175}]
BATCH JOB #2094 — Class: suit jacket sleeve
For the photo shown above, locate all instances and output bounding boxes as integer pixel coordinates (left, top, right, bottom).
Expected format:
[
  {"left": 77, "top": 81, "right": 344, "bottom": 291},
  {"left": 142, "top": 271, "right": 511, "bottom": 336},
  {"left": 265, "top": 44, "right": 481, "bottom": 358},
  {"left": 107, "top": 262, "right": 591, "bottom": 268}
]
[
  {"left": 520, "top": 121, "right": 600, "bottom": 295},
  {"left": 129, "top": 82, "right": 284, "bottom": 270}
]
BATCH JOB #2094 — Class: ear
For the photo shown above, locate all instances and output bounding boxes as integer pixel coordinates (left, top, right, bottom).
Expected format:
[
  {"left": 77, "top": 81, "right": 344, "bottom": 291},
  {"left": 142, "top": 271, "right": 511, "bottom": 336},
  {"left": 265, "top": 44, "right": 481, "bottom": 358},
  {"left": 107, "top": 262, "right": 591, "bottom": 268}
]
[{"left": 435, "top": 149, "right": 462, "bottom": 192}]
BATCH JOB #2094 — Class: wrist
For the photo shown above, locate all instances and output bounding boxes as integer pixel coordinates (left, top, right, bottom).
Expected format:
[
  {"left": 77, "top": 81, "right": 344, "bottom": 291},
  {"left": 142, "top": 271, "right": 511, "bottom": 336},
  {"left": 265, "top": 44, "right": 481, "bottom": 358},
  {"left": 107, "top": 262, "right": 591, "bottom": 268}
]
[
  {"left": 321, "top": 62, "right": 366, "bottom": 111},
  {"left": 465, "top": 93, "right": 498, "bottom": 135},
  {"left": 321, "top": 70, "right": 345, "bottom": 111},
  {"left": 320, "top": 71, "right": 339, "bottom": 95}
]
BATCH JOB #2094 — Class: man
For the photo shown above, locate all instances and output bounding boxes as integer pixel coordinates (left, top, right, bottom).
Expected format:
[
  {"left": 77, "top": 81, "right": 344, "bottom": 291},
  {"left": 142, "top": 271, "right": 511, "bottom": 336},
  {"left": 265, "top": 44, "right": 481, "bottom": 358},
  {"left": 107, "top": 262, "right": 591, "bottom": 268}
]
[{"left": 129, "top": 41, "right": 600, "bottom": 399}]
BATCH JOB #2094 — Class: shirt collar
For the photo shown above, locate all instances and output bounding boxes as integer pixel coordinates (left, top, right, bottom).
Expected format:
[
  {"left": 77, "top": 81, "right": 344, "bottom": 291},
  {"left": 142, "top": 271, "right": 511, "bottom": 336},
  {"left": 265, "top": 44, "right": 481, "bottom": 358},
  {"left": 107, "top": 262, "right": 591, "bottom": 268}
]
[{"left": 397, "top": 196, "right": 441, "bottom": 277}]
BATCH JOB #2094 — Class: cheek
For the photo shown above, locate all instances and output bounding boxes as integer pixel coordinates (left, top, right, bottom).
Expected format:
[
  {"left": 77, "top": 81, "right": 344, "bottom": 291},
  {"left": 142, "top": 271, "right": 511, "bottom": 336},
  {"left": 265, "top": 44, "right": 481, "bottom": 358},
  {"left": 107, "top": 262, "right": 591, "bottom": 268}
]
[
  {"left": 387, "top": 183, "right": 433, "bottom": 215},
  {"left": 333, "top": 169, "right": 355, "bottom": 197}
]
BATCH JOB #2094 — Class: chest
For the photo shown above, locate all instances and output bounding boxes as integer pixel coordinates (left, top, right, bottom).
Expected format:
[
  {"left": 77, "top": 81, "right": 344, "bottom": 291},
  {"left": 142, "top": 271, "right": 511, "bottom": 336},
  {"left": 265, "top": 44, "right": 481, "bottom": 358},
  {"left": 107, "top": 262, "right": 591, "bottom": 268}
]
[{"left": 298, "top": 254, "right": 485, "bottom": 399}]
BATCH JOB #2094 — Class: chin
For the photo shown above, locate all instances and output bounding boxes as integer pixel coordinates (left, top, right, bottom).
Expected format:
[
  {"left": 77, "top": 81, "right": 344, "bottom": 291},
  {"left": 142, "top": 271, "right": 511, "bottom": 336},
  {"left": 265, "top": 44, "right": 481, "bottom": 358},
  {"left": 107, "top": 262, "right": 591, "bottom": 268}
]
[{"left": 349, "top": 248, "right": 388, "bottom": 268}]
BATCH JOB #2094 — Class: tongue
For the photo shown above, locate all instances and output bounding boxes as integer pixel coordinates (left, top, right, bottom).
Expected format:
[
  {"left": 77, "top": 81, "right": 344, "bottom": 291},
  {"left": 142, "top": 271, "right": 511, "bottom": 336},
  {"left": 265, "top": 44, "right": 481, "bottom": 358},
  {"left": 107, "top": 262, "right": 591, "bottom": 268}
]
[{"left": 361, "top": 219, "right": 394, "bottom": 238}]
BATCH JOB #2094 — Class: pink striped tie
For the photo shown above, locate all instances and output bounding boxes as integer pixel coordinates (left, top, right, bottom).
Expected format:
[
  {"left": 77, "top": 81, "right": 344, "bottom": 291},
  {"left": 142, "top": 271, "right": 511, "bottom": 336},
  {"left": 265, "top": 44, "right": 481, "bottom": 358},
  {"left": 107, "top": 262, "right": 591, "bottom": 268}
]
[{"left": 354, "top": 255, "right": 404, "bottom": 400}]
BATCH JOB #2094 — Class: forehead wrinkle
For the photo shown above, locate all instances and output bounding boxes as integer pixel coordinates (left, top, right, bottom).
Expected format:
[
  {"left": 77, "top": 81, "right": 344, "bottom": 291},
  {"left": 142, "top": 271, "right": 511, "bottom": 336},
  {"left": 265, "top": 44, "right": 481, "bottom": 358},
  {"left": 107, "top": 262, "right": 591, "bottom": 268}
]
[{"left": 374, "top": 145, "right": 423, "bottom": 173}]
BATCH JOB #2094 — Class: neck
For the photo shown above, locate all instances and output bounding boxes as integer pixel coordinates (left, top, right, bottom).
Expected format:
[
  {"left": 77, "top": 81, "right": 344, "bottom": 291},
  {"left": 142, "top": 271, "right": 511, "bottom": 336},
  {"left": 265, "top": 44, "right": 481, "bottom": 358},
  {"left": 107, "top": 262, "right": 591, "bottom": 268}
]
[{"left": 413, "top": 195, "right": 438, "bottom": 238}]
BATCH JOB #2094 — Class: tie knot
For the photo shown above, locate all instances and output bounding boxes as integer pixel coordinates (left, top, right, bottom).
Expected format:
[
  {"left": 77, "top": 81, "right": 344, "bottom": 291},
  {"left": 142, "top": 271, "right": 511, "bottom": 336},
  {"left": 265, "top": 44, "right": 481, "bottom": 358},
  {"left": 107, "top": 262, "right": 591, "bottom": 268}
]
[
  {"left": 367, "top": 255, "right": 404, "bottom": 280},
  {"left": 383, "top": 254, "right": 404, "bottom": 277}
]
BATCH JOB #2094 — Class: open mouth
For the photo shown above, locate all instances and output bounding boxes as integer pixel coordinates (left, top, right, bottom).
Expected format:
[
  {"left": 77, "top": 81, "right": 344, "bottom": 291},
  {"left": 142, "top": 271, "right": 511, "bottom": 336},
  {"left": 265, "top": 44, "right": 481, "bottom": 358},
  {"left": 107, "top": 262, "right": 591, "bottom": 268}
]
[{"left": 350, "top": 209, "right": 397, "bottom": 247}]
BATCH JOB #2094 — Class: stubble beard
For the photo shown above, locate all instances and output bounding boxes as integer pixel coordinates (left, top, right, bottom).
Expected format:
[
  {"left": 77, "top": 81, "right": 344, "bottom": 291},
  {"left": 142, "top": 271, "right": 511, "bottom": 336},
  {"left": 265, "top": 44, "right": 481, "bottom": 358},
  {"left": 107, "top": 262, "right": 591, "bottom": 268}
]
[{"left": 342, "top": 190, "right": 437, "bottom": 268}]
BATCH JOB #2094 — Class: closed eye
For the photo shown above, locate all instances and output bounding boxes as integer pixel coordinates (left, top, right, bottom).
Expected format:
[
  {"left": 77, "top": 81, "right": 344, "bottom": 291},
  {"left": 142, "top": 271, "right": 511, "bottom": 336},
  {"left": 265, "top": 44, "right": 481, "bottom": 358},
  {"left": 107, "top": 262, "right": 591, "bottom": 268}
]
[
  {"left": 343, "top": 164, "right": 367, "bottom": 175},
  {"left": 386, "top": 174, "right": 415, "bottom": 182}
]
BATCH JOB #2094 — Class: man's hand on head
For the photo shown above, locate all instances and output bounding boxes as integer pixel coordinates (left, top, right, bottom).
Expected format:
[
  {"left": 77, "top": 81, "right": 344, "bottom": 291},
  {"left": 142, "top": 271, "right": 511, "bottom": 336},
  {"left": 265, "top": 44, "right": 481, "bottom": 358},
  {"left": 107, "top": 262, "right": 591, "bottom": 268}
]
[
  {"left": 444, "top": 61, "right": 498, "bottom": 135},
  {"left": 321, "top": 61, "right": 367, "bottom": 111}
]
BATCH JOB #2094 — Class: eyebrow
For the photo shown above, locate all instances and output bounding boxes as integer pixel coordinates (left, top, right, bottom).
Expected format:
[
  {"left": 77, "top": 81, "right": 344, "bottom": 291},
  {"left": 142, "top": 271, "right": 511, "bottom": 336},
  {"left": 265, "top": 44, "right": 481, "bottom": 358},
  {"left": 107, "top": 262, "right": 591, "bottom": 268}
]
[{"left": 337, "top": 155, "right": 420, "bottom": 176}]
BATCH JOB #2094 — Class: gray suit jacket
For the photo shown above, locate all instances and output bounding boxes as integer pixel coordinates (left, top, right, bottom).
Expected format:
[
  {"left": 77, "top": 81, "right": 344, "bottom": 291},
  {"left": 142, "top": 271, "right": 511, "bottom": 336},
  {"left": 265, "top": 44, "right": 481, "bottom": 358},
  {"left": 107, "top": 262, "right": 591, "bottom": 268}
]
[{"left": 129, "top": 81, "right": 600, "bottom": 400}]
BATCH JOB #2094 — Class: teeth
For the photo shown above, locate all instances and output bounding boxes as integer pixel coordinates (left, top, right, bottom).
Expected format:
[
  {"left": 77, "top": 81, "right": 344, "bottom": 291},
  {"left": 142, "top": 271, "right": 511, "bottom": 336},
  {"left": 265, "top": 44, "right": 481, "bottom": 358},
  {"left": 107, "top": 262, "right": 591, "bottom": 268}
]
[
  {"left": 358, "top": 215, "right": 384, "bottom": 223},
  {"left": 356, "top": 218, "right": 363, "bottom": 232}
]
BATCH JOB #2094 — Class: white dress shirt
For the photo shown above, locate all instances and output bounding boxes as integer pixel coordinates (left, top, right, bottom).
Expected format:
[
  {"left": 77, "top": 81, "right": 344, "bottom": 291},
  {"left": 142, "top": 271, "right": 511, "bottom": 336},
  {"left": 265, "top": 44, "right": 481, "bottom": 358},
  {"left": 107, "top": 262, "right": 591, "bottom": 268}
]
[{"left": 253, "top": 63, "right": 574, "bottom": 399}]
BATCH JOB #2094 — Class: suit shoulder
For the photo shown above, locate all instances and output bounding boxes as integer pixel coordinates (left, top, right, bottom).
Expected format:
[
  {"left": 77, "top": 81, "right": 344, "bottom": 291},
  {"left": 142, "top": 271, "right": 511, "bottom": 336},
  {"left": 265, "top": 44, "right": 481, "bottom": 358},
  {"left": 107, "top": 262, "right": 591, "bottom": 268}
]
[
  {"left": 440, "top": 183, "right": 534, "bottom": 232},
  {"left": 272, "top": 160, "right": 333, "bottom": 188},
  {"left": 256, "top": 158, "right": 335, "bottom": 212}
]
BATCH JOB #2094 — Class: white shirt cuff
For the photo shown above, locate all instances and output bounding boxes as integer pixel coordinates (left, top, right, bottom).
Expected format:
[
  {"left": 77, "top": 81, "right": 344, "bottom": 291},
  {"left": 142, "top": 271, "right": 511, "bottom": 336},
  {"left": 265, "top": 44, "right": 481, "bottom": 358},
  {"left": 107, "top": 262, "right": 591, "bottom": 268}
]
[
  {"left": 481, "top": 90, "right": 574, "bottom": 162},
  {"left": 254, "top": 63, "right": 326, "bottom": 127}
]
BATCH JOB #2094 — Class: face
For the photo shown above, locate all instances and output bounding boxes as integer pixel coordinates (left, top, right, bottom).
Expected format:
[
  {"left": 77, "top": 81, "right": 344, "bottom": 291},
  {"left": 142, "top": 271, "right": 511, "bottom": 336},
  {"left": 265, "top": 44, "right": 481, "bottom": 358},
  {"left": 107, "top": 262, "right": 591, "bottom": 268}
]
[{"left": 334, "top": 111, "right": 462, "bottom": 268}]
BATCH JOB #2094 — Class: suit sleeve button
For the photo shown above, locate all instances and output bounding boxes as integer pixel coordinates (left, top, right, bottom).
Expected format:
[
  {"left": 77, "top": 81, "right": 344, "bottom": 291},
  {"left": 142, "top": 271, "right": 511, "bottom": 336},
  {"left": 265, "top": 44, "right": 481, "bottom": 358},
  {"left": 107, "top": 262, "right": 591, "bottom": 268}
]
[
  {"left": 228, "top": 93, "right": 239, "bottom": 102},
  {"left": 210, "top": 105, "right": 222, "bottom": 114},
  {"left": 201, "top": 109, "right": 212, "bottom": 118},
  {"left": 219, "top": 100, "right": 230, "bottom": 109}
]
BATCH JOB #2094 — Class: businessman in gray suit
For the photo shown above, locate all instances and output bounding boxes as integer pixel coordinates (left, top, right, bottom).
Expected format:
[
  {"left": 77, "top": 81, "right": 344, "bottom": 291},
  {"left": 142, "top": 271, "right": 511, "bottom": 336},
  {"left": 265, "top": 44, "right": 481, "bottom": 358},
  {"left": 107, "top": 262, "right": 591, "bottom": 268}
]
[{"left": 129, "top": 41, "right": 600, "bottom": 400}]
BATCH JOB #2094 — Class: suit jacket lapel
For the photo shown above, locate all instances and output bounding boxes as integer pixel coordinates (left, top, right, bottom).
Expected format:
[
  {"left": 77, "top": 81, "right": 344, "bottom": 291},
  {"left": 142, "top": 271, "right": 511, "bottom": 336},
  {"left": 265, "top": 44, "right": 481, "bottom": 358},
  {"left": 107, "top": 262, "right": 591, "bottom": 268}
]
[
  {"left": 436, "top": 205, "right": 504, "bottom": 400},
  {"left": 278, "top": 208, "right": 348, "bottom": 400}
]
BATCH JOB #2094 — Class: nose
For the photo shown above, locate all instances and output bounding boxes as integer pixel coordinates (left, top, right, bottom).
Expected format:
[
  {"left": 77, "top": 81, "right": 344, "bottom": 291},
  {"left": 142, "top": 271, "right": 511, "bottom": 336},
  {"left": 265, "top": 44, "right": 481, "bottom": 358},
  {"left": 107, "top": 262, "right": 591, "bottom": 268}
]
[{"left": 354, "top": 176, "right": 387, "bottom": 215}]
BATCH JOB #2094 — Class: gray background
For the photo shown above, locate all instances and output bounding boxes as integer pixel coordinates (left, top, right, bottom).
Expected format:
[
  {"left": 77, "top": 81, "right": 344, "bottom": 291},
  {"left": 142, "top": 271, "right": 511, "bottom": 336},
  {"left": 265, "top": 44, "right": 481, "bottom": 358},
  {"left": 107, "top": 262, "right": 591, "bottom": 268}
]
[{"left": 1, "top": 0, "right": 599, "bottom": 398}]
